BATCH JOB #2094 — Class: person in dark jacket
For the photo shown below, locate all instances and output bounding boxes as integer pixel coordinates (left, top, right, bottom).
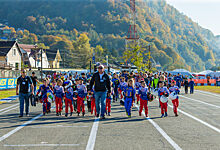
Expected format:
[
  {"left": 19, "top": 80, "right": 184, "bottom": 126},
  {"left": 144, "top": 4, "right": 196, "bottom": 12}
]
[
  {"left": 183, "top": 78, "right": 189, "bottom": 94},
  {"left": 16, "top": 70, "right": 34, "bottom": 117},
  {"left": 89, "top": 65, "right": 111, "bottom": 119}
]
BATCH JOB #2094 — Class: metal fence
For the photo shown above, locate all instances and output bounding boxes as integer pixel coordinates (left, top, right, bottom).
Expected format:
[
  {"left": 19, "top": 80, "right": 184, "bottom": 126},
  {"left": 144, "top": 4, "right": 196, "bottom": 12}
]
[{"left": 0, "top": 70, "right": 41, "bottom": 78}]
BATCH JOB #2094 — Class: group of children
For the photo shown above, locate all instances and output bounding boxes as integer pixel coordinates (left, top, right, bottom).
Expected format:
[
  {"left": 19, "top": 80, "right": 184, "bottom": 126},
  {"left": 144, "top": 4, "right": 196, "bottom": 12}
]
[{"left": 34, "top": 71, "right": 188, "bottom": 119}]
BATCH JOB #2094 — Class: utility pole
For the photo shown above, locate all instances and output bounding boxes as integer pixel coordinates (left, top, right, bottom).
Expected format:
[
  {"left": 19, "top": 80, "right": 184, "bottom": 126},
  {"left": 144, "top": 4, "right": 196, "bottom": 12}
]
[
  {"left": 90, "top": 61, "right": 92, "bottom": 73},
  {"left": 41, "top": 48, "right": 43, "bottom": 80},
  {"left": 63, "top": 49, "right": 65, "bottom": 68},
  {"left": 148, "top": 44, "right": 151, "bottom": 71}
]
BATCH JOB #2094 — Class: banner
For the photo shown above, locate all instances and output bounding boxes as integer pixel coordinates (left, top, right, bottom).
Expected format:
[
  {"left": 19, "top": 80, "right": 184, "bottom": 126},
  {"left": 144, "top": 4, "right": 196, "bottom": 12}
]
[{"left": 0, "top": 78, "right": 17, "bottom": 90}]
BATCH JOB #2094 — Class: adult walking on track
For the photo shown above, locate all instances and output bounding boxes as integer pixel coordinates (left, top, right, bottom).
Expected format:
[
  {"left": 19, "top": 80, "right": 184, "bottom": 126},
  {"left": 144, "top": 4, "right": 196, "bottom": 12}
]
[
  {"left": 16, "top": 70, "right": 34, "bottom": 117},
  {"left": 30, "top": 72, "right": 39, "bottom": 95},
  {"left": 89, "top": 64, "right": 111, "bottom": 119}
]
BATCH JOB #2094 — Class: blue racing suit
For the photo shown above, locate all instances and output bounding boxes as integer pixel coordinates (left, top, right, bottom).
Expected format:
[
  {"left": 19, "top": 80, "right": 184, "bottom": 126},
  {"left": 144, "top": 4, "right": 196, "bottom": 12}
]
[
  {"left": 124, "top": 86, "right": 136, "bottom": 116},
  {"left": 37, "top": 84, "right": 52, "bottom": 113}
]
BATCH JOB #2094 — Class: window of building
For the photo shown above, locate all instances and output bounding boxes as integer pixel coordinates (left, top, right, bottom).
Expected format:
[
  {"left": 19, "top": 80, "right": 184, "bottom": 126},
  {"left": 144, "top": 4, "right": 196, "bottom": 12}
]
[{"left": 13, "top": 49, "right": 16, "bottom": 56}]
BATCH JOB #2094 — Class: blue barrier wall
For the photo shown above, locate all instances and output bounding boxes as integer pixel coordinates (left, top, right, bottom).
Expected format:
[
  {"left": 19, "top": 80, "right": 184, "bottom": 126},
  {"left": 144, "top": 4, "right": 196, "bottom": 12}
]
[{"left": 0, "top": 78, "right": 17, "bottom": 90}]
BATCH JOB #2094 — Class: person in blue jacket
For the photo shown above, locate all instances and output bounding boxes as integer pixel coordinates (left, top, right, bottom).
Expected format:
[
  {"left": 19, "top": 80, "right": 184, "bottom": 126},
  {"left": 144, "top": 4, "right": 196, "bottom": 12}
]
[
  {"left": 175, "top": 73, "right": 182, "bottom": 89},
  {"left": 124, "top": 79, "right": 136, "bottom": 117},
  {"left": 189, "top": 78, "right": 195, "bottom": 94}
]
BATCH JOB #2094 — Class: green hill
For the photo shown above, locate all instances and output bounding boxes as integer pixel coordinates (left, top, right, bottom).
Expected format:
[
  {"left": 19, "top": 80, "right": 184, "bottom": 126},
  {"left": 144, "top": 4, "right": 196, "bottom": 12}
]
[{"left": 0, "top": 0, "right": 218, "bottom": 71}]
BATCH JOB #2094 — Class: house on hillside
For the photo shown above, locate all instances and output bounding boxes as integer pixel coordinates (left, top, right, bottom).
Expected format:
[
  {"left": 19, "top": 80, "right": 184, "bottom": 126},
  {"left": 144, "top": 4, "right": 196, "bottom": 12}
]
[
  {"left": 45, "top": 49, "right": 62, "bottom": 68},
  {"left": 19, "top": 44, "right": 50, "bottom": 69},
  {"left": 0, "top": 41, "right": 22, "bottom": 70}
]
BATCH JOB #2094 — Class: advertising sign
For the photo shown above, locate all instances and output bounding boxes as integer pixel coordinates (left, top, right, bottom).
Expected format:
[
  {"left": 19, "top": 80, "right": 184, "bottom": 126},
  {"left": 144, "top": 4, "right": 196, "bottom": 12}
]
[{"left": 0, "top": 78, "right": 17, "bottom": 90}]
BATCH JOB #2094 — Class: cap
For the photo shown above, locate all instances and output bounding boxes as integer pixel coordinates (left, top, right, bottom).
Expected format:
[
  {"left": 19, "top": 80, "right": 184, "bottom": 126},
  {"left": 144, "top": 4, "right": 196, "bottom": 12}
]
[
  {"left": 98, "top": 65, "right": 104, "bottom": 69},
  {"left": 32, "top": 72, "right": 35, "bottom": 74}
]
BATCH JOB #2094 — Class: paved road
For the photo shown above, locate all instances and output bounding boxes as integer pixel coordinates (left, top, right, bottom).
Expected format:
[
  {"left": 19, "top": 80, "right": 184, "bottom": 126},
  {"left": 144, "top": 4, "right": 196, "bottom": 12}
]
[{"left": 0, "top": 89, "right": 219, "bottom": 150}]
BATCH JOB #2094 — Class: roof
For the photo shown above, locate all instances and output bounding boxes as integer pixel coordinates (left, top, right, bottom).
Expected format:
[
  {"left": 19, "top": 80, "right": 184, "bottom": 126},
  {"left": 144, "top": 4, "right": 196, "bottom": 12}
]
[
  {"left": 20, "top": 48, "right": 27, "bottom": 54},
  {"left": 45, "top": 49, "right": 59, "bottom": 61},
  {"left": 18, "top": 44, "right": 37, "bottom": 53},
  {"left": 0, "top": 41, "right": 16, "bottom": 56}
]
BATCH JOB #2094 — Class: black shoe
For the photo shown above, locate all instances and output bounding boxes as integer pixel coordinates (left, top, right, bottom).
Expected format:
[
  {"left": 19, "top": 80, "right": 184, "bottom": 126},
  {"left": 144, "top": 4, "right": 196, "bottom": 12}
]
[
  {"left": 65, "top": 113, "right": 68, "bottom": 117},
  {"left": 59, "top": 112, "right": 62, "bottom": 116},
  {"left": 164, "top": 112, "right": 168, "bottom": 117},
  {"left": 77, "top": 112, "right": 80, "bottom": 116},
  {"left": 82, "top": 112, "right": 85, "bottom": 116},
  {"left": 56, "top": 113, "right": 59, "bottom": 116},
  {"left": 96, "top": 114, "right": 100, "bottom": 118},
  {"left": 43, "top": 112, "right": 46, "bottom": 116},
  {"left": 19, "top": 115, "right": 23, "bottom": 118},
  {"left": 70, "top": 112, "right": 73, "bottom": 116},
  {"left": 100, "top": 116, "right": 105, "bottom": 119},
  {"left": 108, "top": 112, "right": 111, "bottom": 116}
]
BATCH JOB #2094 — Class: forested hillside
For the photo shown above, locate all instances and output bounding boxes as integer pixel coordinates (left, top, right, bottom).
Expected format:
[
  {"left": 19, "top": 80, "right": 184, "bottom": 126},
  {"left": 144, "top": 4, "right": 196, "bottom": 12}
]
[{"left": 0, "top": 0, "right": 218, "bottom": 71}]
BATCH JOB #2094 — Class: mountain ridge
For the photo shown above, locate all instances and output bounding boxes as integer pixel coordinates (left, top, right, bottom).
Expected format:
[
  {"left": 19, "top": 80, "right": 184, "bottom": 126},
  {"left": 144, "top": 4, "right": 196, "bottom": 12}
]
[{"left": 0, "top": 0, "right": 218, "bottom": 71}]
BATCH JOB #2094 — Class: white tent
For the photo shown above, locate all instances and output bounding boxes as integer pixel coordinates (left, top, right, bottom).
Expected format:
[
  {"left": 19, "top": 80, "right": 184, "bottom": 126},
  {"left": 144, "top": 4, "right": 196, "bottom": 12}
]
[
  {"left": 173, "top": 69, "right": 189, "bottom": 72},
  {"left": 207, "top": 71, "right": 220, "bottom": 78},
  {"left": 198, "top": 70, "right": 213, "bottom": 75}
]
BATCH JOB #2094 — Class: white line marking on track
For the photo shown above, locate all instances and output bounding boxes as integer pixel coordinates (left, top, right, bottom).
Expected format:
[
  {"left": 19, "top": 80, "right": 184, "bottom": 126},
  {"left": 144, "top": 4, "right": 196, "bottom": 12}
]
[
  {"left": 134, "top": 103, "right": 182, "bottom": 150},
  {"left": 157, "top": 99, "right": 220, "bottom": 134},
  {"left": 86, "top": 117, "right": 99, "bottom": 150},
  {"left": 29, "top": 125, "right": 89, "bottom": 128},
  {"left": 177, "top": 108, "right": 220, "bottom": 133},
  {"left": 0, "top": 106, "right": 19, "bottom": 115},
  {"left": 0, "top": 113, "right": 43, "bottom": 142},
  {"left": 195, "top": 90, "right": 220, "bottom": 98},
  {"left": 179, "top": 95, "right": 220, "bottom": 109},
  {"left": 4, "top": 144, "right": 80, "bottom": 147},
  {"left": 0, "top": 103, "right": 19, "bottom": 112}
]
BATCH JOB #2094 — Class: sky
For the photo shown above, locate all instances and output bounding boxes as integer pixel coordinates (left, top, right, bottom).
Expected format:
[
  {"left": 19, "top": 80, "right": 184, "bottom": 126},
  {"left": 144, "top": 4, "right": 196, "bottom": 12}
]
[{"left": 166, "top": 0, "right": 220, "bottom": 36}]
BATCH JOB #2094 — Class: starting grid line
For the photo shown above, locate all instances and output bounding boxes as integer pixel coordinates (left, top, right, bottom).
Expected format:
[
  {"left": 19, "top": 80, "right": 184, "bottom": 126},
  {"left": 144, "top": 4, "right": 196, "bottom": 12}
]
[
  {"left": 86, "top": 118, "right": 100, "bottom": 150},
  {"left": 161, "top": 98, "right": 220, "bottom": 134},
  {"left": 0, "top": 113, "right": 43, "bottom": 142},
  {"left": 4, "top": 144, "right": 80, "bottom": 147},
  {"left": 134, "top": 103, "right": 182, "bottom": 150},
  {"left": 179, "top": 95, "right": 220, "bottom": 109},
  {"left": 195, "top": 90, "right": 220, "bottom": 98},
  {"left": 0, "top": 103, "right": 19, "bottom": 112}
]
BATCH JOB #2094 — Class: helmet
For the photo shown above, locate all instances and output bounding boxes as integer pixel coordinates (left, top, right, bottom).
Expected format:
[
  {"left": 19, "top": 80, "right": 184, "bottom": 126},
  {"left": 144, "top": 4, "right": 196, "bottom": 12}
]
[
  {"left": 47, "top": 92, "right": 54, "bottom": 103},
  {"left": 148, "top": 93, "right": 154, "bottom": 102},
  {"left": 160, "top": 95, "right": 168, "bottom": 103},
  {"left": 152, "top": 89, "right": 158, "bottom": 97},
  {"left": 169, "top": 91, "right": 177, "bottom": 100}
]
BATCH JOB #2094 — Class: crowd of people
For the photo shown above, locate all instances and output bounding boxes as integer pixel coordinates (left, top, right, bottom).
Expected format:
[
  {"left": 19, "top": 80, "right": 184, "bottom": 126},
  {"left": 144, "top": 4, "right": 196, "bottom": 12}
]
[{"left": 16, "top": 65, "right": 196, "bottom": 119}]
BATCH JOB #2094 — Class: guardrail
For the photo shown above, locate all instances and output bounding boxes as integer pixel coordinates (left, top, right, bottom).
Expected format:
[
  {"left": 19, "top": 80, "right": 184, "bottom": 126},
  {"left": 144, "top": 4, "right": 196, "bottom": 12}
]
[{"left": 0, "top": 70, "right": 40, "bottom": 78}]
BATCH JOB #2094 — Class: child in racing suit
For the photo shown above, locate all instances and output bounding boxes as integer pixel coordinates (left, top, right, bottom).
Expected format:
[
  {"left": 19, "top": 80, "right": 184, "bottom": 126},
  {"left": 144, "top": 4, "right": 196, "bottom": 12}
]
[{"left": 169, "top": 80, "right": 180, "bottom": 116}]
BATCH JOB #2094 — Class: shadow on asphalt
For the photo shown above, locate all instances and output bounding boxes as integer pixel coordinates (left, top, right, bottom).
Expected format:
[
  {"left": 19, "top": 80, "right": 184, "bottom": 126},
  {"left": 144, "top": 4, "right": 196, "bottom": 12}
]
[{"left": 0, "top": 111, "right": 96, "bottom": 129}]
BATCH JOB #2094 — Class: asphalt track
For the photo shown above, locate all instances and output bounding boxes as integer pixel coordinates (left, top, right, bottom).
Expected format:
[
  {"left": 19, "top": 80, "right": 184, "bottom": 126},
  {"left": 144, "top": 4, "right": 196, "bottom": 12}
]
[{"left": 0, "top": 89, "right": 219, "bottom": 150}]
